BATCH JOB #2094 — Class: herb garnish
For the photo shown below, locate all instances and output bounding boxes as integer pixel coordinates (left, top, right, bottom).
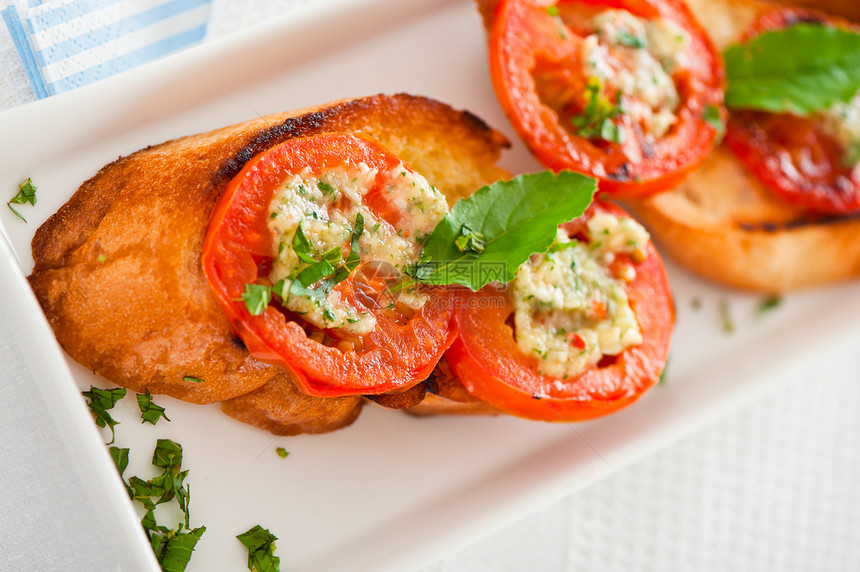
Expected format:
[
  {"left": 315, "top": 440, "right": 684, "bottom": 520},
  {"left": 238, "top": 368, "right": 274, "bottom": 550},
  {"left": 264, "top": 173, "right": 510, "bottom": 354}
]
[
  {"left": 413, "top": 170, "right": 596, "bottom": 291},
  {"left": 275, "top": 447, "right": 289, "bottom": 459},
  {"left": 7, "top": 178, "right": 37, "bottom": 222},
  {"left": 703, "top": 104, "right": 725, "bottom": 142},
  {"left": 82, "top": 386, "right": 205, "bottom": 571},
  {"left": 724, "top": 23, "right": 860, "bottom": 115},
  {"left": 110, "top": 446, "right": 130, "bottom": 478},
  {"left": 183, "top": 376, "right": 204, "bottom": 383},
  {"left": 292, "top": 223, "right": 316, "bottom": 263},
  {"left": 719, "top": 298, "right": 735, "bottom": 334},
  {"left": 242, "top": 283, "right": 272, "bottom": 316},
  {"left": 570, "top": 78, "right": 625, "bottom": 144},
  {"left": 454, "top": 223, "right": 486, "bottom": 255},
  {"left": 617, "top": 30, "right": 645, "bottom": 49},
  {"left": 82, "top": 386, "right": 127, "bottom": 444},
  {"left": 237, "top": 525, "right": 281, "bottom": 572},
  {"left": 127, "top": 439, "right": 207, "bottom": 572},
  {"left": 137, "top": 389, "right": 170, "bottom": 425},
  {"left": 757, "top": 294, "right": 782, "bottom": 315}
]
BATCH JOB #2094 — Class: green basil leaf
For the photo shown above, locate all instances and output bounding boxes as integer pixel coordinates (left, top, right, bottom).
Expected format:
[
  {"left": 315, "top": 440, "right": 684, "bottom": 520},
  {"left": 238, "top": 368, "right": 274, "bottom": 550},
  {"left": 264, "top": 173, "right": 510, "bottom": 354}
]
[
  {"left": 416, "top": 171, "right": 596, "bottom": 291},
  {"left": 724, "top": 23, "right": 860, "bottom": 115}
]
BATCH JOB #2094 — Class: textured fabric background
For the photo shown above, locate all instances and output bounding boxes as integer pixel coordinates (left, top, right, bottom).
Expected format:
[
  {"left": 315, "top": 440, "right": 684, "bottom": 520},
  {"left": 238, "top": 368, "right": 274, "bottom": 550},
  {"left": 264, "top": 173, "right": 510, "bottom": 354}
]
[{"left": 1, "top": 1, "right": 859, "bottom": 571}]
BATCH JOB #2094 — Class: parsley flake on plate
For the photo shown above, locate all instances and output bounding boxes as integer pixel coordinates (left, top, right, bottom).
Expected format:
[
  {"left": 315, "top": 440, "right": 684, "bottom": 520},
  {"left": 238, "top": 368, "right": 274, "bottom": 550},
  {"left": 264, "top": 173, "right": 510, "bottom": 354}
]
[
  {"left": 237, "top": 525, "right": 281, "bottom": 572},
  {"left": 81, "top": 385, "right": 127, "bottom": 444},
  {"left": 7, "top": 178, "right": 37, "bottom": 222}
]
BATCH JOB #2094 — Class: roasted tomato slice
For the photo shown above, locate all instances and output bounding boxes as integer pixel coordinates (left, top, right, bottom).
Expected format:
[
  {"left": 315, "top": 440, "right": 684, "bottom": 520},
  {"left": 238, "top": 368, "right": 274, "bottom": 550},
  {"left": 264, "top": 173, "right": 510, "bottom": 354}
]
[
  {"left": 725, "top": 8, "right": 860, "bottom": 214},
  {"left": 202, "top": 132, "right": 456, "bottom": 397},
  {"left": 485, "top": 0, "right": 724, "bottom": 197},
  {"left": 445, "top": 201, "right": 673, "bottom": 421}
]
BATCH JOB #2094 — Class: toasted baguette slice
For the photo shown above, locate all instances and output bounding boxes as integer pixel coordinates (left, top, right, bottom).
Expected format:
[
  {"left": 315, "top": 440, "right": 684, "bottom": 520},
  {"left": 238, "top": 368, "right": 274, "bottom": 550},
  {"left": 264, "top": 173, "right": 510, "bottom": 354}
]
[
  {"left": 624, "top": 0, "right": 860, "bottom": 292},
  {"left": 627, "top": 147, "right": 860, "bottom": 292},
  {"left": 29, "top": 94, "right": 510, "bottom": 434}
]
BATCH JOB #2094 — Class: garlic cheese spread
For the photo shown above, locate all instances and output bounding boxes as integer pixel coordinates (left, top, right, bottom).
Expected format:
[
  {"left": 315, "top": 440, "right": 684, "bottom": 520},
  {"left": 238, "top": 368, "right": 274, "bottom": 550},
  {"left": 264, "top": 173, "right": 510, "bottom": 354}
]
[
  {"left": 583, "top": 9, "right": 690, "bottom": 140},
  {"left": 511, "top": 213, "right": 650, "bottom": 379},
  {"left": 267, "top": 162, "right": 447, "bottom": 335}
]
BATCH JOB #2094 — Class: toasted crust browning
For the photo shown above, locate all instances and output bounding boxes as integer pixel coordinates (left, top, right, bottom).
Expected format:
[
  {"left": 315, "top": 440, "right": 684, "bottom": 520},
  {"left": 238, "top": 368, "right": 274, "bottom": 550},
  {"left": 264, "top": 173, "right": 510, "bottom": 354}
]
[
  {"left": 220, "top": 378, "right": 364, "bottom": 436},
  {"left": 29, "top": 94, "right": 510, "bottom": 433},
  {"left": 628, "top": 147, "right": 860, "bottom": 291}
]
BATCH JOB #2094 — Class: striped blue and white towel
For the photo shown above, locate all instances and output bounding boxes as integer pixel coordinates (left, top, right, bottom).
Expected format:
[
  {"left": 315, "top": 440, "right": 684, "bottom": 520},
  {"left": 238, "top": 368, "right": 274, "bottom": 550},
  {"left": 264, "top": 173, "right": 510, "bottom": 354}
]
[{"left": 1, "top": 0, "right": 211, "bottom": 99}]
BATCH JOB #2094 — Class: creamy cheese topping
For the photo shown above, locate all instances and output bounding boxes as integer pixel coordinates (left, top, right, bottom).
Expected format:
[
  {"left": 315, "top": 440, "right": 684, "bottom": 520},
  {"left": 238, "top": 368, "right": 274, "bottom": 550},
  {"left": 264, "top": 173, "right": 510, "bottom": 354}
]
[
  {"left": 817, "top": 92, "right": 860, "bottom": 166},
  {"left": 582, "top": 9, "right": 689, "bottom": 140},
  {"left": 267, "top": 163, "right": 448, "bottom": 335},
  {"left": 511, "top": 213, "right": 650, "bottom": 380}
]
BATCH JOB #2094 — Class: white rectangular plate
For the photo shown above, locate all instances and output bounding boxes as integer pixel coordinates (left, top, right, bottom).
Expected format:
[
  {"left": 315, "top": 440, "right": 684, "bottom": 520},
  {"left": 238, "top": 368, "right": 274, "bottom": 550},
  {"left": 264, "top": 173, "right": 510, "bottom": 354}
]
[{"left": 2, "top": 0, "right": 860, "bottom": 570}]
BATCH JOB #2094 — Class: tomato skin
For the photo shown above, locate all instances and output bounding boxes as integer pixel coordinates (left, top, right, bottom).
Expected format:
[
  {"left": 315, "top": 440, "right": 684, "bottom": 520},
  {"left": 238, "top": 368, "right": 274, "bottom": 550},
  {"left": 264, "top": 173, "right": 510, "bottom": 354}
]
[
  {"left": 724, "top": 8, "right": 860, "bottom": 215},
  {"left": 202, "top": 132, "right": 455, "bottom": 397},
  {"left": 488, "top": 0, "right": 724, "bottom": 198},
  {"left": 446, "top": 202, "right": 673, "bottom": 421}
]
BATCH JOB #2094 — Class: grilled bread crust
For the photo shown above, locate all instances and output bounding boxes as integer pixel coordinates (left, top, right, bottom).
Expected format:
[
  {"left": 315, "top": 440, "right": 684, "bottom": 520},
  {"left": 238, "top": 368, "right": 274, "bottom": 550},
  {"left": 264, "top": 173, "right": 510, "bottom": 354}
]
[{"left": 28, "top": 94, "right": 510, "bottom": 434}]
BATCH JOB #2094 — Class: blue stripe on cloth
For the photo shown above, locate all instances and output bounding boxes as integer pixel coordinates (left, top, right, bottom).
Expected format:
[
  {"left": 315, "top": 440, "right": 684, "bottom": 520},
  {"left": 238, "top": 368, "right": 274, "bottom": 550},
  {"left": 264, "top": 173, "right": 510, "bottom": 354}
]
[
  {"left": 34, "top": 0, "right": 209, "bottom": 66},
  {"left": 28, "top": 0, "right": 44, "bottom": 8},
  {"left": 1, "top": 4, "right": 48, "bottom": 98},
  {"left": 45, "top": 23, "right": 206, "bottom": 94},
  {"left": 27, "top": 0, "right": 127, "bottom": 33}
]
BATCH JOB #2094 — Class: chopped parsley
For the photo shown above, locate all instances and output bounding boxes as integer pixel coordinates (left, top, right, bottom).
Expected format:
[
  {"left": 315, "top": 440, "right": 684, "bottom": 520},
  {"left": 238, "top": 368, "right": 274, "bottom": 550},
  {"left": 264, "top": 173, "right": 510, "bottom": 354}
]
[
  {"left": 292, "top": 223, "right": 316, "bottom": 263},
  {"left": 237, "top": 525, "right": 281, "bottom": 572},
  {"left": 242, "top": 283, "right": 272, "bottom": 316},
  {"left": 109, "top": 446, "right": 130, "bottom": 478},
  {"left": 7, "top": 178, "right": 37, "bottom": 222},
  {"left": 317, "top": 180, "right": 336, "bottom": 196},
  {"left": 703, "top": 104, "right": 725, "bottom": 142},
  {"left": 183, "top": 376, "right": 204, "bottom": 383},
  {"left": 617, "top": 30, "right": 645, "bottom": 49},
  {"left": 719, "top": 298, "right": 735, "bottom": 334},
  {"left": 570, "top": 78, "right": 625, "bottom": 144},
  {"left": 137, "top": 389, "right": 170, "bottom": 425},
  {"left": 82, "top": 386, "right": 127, "bottom": 444},
  {"left": 454, "top": 223, "right": 485, "bottom": 255},
  {"left": 82, "top": 386, "right": 205, "bottom": 571},
  {"left": 275, "top": 447, "right": 289, "bottom": 459},
  {"left": 757, "top": 294, "right": 782, "bottom": 315}
]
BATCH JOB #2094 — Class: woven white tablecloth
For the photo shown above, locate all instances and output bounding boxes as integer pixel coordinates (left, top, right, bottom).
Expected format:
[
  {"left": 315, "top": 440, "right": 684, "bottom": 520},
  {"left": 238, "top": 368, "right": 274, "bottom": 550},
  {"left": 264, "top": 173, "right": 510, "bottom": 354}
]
[{"left": 1, "top": 1, "right": 859, "bottom": 571}]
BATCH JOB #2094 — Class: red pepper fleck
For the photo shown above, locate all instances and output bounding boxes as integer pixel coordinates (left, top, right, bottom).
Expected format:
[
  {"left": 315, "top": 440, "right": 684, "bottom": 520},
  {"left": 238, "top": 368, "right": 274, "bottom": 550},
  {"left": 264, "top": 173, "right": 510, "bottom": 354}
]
[{"left": 568, "top": 332, "right": 587, "bottom": 350}]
